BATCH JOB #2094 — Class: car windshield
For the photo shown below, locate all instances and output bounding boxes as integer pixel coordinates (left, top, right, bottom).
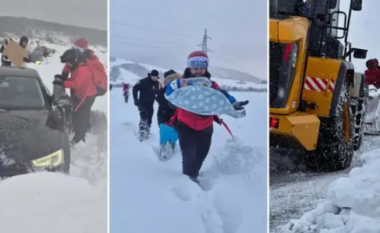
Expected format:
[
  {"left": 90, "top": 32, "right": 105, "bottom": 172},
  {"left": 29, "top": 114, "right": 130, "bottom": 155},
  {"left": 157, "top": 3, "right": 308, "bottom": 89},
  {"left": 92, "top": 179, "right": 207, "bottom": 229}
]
[{"left": 0, "top": 76, "right": 46, "bottom": 110}]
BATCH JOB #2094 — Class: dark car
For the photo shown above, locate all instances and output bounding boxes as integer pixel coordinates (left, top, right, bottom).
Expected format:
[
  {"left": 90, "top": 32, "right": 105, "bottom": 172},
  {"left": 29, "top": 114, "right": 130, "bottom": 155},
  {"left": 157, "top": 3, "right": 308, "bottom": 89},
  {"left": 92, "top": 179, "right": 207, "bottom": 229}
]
[{"left": 0, "top": 67, "right": 70, "bottom": 177}]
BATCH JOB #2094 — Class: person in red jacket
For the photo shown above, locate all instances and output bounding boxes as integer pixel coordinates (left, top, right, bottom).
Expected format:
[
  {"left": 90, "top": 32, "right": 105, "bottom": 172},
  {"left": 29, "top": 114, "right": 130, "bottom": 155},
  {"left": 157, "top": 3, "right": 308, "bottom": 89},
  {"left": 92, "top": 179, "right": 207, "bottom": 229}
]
[
  {"left": 54, "top": 48, "right": 97, "bottom": 145},
  {"left": 122, "top": 82, "right": 129, "bottom": 92},
  {"left": 365, "top": 58, "right": 380, "bottom": 88},
  {"left": 62, "top": 38, "right": 107, "bottom": 96},
  {"left": 168, "top": 51, "right": 248, "bottom": 183},
  {"left": 122, "top": 82, "right": 130, "bottom": 102}
]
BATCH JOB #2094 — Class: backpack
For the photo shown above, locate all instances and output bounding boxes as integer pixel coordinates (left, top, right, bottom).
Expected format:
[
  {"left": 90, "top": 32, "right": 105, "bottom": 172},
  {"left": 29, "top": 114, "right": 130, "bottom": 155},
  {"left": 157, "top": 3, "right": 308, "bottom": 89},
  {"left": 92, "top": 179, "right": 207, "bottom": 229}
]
[{"left": 87, "top": 56, "right": 107, "bottom": 96}]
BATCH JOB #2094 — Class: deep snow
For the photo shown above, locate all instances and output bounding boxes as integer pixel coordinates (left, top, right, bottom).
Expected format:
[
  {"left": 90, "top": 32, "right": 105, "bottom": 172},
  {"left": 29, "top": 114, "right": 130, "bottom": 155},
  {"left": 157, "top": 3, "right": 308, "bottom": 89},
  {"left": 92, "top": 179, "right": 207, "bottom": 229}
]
[
  {"left": 0, "top": 39, "right": 108, "bottom": 233},
  {"left": 110, "top": 82, "right": 267, "bottom": 232},
  {"left": 271, "top": 88, "right": 380, "bottom": 232},
  {"left": 282, "top": 148, "right": 380, "bottom": 233}
]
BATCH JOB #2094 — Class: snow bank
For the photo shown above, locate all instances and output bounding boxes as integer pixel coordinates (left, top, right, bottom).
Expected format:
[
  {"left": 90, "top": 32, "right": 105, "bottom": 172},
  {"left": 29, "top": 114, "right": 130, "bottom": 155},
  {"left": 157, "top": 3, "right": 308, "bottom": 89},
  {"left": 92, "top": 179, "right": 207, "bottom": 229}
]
[
  {"left": 0, "top": 172, "right": 107, "bottom": 233},
  {"left": 282, "top": 149, "right": 380, "bottom": 233}
]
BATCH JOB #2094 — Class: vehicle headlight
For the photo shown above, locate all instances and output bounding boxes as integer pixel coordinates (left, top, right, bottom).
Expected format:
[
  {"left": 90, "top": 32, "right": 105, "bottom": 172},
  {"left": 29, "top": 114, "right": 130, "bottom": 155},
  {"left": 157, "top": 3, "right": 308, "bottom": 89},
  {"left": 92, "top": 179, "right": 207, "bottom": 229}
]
[{"left": 31, "top": 149, "right": 64, "bottom": 168}]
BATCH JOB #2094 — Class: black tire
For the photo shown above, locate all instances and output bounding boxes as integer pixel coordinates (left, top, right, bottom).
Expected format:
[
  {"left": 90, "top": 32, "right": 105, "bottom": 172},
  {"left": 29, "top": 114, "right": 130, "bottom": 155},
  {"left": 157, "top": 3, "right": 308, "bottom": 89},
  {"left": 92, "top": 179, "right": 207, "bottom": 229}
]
[
  {"left": 352, "top": 81, "right": 369, "bottom": 150},
  {"left": 305, "top": 83, "right": 355, "bottom": 172}
]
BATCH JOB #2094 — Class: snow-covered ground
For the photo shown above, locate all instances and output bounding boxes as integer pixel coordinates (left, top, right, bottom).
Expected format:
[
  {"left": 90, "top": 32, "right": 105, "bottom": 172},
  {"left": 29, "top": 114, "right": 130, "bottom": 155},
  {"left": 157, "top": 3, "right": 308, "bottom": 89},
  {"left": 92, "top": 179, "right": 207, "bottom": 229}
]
[
  {"left": 281, "top": 148, "right": 380, "bottom": 233},
  {"left": 270, "top": 94, "right": 380, "bottom": 232},
  {"left": 0, "top": 38, "right": 107, "bottom": 233},
  {"left": 110, "top": 78, "right": 267, "bottom": 232}
]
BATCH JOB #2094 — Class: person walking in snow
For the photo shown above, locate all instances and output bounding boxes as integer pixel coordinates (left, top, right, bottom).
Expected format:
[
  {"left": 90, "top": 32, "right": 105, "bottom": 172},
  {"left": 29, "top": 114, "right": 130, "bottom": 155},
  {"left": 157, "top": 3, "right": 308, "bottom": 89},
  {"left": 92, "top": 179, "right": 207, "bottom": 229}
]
[
  {"left": 122, "top": 82, "right": 130, "bottom": 103},
  {"left": 0, "top": 36, "right": 31, "bottom": 67},
  {"left": 364, "top": 59, "right": 380, "bottom": 88},
  {"left": 156, "top": 69, "right": 180, "bottom": 160},
  {"left": 54, "top": 48, "right": 97, "bottom": 145},
  {"left": 165, "top": 51, "right": 248, "bottom": 183},
  {"left": 132, "top": 69, "right": 160, "bottom": 141}
]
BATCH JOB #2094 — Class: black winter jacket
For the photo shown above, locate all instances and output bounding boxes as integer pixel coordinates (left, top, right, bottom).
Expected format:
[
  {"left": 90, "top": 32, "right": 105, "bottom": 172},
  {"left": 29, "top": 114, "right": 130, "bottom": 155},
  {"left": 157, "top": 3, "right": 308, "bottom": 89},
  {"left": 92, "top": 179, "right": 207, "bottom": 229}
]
[
  {"left": 132, "top": 75, "right": 159, "bottom": 107},
  {"left": 156, "top": 86, "right": 176, "bottom": 124}
]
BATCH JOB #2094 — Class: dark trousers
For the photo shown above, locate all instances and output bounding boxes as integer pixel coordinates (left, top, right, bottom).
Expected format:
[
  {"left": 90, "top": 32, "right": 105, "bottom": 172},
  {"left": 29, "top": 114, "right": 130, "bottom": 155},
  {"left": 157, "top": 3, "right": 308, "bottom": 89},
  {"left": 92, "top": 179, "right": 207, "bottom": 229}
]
[
  {"left": 138, "top": 105, "right": 154, "bottom": 133},
  {"left": 72, "top": 96, "right": 96, "bottom": 143},
  {"left": 177, "top": 124, "right": 212, "bottom": 178}
]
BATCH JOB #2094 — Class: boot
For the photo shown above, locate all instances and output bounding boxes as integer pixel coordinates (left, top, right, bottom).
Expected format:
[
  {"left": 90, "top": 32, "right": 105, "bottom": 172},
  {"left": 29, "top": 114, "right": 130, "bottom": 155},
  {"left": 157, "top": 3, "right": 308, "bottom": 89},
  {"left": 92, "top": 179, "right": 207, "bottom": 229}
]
[
  {"left": 144, "top": 125, "right": 151, "bottom": 140},
  {"left": 171, "top": 142, "right": 176, "bottom": 151},
  {"left": 158, "top": 144, "right": 168, "bottom": 161}
]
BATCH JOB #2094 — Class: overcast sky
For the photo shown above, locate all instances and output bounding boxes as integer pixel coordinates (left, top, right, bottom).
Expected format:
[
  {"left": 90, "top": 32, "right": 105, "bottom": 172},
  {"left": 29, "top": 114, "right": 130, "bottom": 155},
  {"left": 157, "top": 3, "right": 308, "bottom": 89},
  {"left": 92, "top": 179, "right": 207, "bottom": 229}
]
[
  {"left": 110, "top": 0, "right": 267, "bottom": 79},
  {"left": 0, "top": 0, "right": 107, "bottom": 30},
  {"left": 339, "top": 1, "right": 378, "bottom": 73}
]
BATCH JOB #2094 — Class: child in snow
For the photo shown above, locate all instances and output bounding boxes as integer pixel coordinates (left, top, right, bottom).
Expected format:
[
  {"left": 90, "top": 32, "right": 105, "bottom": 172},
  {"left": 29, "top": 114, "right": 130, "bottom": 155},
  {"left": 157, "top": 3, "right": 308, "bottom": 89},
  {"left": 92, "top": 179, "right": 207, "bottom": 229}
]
[
  {"left": 165, "top": 51, "right": 248, "bottom": 183},
  {"left": 156, "top": 70, "right": 181, "bottom": 160}
]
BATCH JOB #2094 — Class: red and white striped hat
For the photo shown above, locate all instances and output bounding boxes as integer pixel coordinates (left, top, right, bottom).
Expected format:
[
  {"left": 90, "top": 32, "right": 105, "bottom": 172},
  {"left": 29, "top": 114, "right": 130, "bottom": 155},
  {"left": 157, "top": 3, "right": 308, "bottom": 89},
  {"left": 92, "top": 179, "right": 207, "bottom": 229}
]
[
  {"left": 187, "top": 51, "right": 209, "bottom": 68},
  {"left": 72, "top": 38, "right": 89, "bottom": 52}
]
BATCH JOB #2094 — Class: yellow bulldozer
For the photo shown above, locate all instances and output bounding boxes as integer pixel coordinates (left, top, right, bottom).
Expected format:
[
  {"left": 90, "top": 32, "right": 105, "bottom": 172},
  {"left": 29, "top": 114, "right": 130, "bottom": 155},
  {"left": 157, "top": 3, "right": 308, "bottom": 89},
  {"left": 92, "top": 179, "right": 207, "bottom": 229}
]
[{"left": 269, "top": 0, "right": 369, "bottom": 171}]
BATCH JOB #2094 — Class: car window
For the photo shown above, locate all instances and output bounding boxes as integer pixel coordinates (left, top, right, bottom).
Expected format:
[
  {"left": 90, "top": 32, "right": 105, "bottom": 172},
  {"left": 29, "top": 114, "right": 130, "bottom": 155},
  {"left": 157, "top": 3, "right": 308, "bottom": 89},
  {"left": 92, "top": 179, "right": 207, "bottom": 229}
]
[{"left": 0, "top": 76, "right": 46, "bottom": 110}]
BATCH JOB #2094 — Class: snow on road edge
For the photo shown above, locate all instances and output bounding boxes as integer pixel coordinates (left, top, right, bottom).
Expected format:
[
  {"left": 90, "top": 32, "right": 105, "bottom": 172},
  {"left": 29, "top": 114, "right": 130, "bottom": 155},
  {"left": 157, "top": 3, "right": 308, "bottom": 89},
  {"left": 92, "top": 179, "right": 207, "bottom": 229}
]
[{"left": 281, "top": 149, "right": 380, "bottom": 233}]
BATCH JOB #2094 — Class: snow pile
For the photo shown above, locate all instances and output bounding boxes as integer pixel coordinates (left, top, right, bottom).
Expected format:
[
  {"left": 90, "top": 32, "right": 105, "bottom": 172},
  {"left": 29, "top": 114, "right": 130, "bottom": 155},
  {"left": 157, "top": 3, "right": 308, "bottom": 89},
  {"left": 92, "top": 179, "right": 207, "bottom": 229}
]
[
  {"left": 282, "top": 149, "right": 380, "bottom": 233},
  {"left": 0, "top": 172, "right": 107, "bottom": 233},
  {"left": 0, "top": 39, "right": 107, "bottom": 233},
  {"left": 111, "top": 85, "right": 267, "bottom": 233}
]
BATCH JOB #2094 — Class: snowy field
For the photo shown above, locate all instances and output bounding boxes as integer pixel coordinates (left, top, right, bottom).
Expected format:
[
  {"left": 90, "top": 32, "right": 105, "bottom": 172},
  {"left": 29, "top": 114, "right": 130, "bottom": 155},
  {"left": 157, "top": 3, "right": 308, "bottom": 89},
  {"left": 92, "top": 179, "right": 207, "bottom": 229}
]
[
  {"left": 0, "top": 39, "right": 108, "bottom": 233},
  {"left": 110, "top": 83, "right": 267, "bottom": 232}
]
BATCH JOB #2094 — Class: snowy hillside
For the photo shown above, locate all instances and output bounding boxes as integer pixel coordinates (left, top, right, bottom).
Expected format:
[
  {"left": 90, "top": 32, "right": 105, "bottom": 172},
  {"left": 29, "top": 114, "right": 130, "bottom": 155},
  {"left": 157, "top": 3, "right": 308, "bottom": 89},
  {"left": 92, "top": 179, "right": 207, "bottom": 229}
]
[
  {"left": 0, "top": 16, "right": 107, "bottom": 47},
  {"left": 109, "top": 56, "right": 264, "bottom": 83},
  {"left": 0, "top": 37, "right": 107, "bottom": 233},
  {"left": 110, "top": 57, "right": 266, "bottom": 92},
  {"left": 110, "top": 87, "right": 267, "bottom": 232}
]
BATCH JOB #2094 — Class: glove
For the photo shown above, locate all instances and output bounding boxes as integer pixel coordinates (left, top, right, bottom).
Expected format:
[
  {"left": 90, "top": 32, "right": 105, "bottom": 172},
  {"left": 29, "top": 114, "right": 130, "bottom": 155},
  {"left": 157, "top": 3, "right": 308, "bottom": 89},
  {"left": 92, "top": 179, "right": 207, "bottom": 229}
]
[
  {"left": 52, "top": 79, "right": 63, "bottom": 86},
  {"left": 213, "top": 116, "right": 223, "bottom": 125},
  {"left": 233, "top": 100, "right": 249, "bottom": 110},
  {"left": 54, "top": 74, "right": 68, "bottom": 81},
  {"left": 134, "top": 99, "right": 139, "bottom": 107}
]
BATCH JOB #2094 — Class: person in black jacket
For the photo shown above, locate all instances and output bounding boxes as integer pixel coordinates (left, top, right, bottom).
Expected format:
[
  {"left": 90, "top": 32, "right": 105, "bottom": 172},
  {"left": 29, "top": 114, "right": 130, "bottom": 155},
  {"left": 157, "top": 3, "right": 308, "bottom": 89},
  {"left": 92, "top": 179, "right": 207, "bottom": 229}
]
[
  {"left": 156, "top": 69, "right": 180, "bottom": 159},
  {"left": 0, "top": 36, "right": 31, "bottom": 67},
  {"left": 133, "top": 69, "right": 160, "bottom": 141}
]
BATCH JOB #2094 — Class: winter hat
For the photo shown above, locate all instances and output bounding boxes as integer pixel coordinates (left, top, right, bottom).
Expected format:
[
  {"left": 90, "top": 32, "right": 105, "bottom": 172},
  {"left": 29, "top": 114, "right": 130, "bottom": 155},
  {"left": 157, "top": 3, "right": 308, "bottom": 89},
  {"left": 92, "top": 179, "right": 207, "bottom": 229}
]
[
  {"left": 164, "top": 69, "right": 181, "bottom": 84},
  {"left": 164, "top": 69, "right": 176, "bottom": 79},
  {"left": 366, "top": 59, "right": 378, "bottom": 69},
  {"left": 151, "top": 69, "right": 159, "bottom": 76},
  {"left": 187, "top": 51, "right": 209, "bottom": 68},
  {"left": 19, "top": 36, "right": 29, "bottom": 47},
  {"left": 72, "top": 38, "right": 89, "bottom": 52}
]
